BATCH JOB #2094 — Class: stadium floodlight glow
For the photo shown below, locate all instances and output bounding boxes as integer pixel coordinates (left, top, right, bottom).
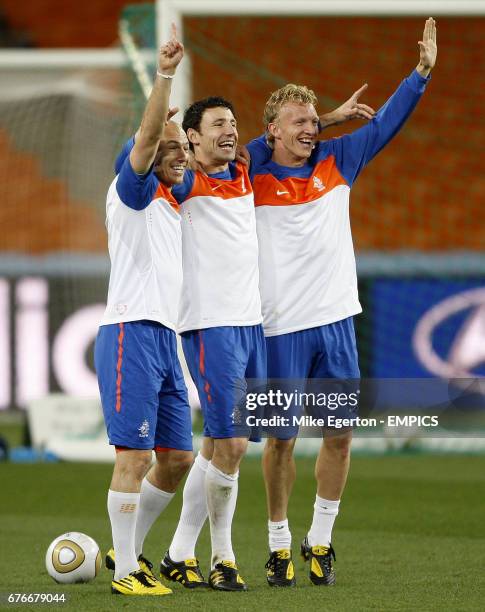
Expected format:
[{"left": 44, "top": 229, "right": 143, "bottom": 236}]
[{"left": 156, "top": 0, "right": 485, "bottom": 116}]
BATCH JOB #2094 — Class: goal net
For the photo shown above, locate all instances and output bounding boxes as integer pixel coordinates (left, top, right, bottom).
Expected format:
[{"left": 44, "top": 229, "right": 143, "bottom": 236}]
[{"left": 0, "top": 53, "right": 140, "bottom": 409}]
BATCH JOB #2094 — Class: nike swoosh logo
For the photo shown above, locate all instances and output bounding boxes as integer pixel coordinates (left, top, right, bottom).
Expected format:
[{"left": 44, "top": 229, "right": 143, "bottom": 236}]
[
  {"left": 211, "top": 184, "right": 223, "bottom": 191},
  {"left": 277, "top": 190, "right": 289, "bottom": 195}
]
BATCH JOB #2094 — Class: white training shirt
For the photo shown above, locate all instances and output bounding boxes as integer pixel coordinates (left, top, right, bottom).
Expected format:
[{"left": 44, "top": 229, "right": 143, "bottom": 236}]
[
  {"left": 172, "top": 163, "right": 263, "bottom": 333},
  {"left": 248, "top": 70, "right": 430, "bottom": 337},
  {"left": 99, "top": 159, "right": 183, "bottom": 331}
]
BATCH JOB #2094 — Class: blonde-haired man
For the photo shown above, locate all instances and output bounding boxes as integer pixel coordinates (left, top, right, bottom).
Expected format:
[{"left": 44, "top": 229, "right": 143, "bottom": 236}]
[
  {"left": 246, "top": 18, "right": 437, "bottom": 587},
  {"left": 262, "top": 83, "right": 318, "bottom": 146}
]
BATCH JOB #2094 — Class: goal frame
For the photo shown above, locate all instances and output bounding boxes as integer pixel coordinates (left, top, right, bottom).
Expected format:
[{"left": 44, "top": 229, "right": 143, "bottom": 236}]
[{"left": 156, "top": 0, "right": 485, "bottom": 111}]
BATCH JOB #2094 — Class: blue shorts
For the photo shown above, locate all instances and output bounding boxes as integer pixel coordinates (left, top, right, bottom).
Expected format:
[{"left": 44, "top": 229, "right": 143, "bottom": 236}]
[
  {"left": 265, "top": 317, "right": 360, "bottom": 439},
  {"left": 182, "top": 325, "right": 266, "bottom": 439},
  {"left": 95, "top": 321, "right": 192, "bottom": 451}
]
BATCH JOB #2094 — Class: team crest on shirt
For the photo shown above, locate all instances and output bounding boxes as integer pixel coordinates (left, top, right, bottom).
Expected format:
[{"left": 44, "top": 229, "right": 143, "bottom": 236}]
[
  {"left": 115, "top": 303, "right": 127, "bottom": 315},
  {"left": 313, "top": 176, "right": 325, "bottom": 191},
  {"left": 138, "top": 420, "right": 150, "bottom": 438}
]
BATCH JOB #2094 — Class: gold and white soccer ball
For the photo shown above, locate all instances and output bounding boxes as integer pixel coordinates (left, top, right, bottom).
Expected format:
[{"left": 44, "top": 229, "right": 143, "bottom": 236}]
[{"left": 45, "top": 532, "right": 101, "bottom": 584}]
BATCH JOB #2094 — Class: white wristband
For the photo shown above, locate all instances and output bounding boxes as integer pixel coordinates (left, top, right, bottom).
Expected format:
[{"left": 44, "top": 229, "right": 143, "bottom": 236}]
[{"left": 156, "top": 70, "right": 174, "bottom": 79}]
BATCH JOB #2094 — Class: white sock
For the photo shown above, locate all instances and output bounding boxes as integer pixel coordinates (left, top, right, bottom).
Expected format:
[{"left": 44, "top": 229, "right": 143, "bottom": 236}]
[
  {"left": 107, "top": 490, "right": 140, "bottom": 580},
  {"left": 205, "top": 461, "right": 238, "bottom": 568},
  {"left": 169, "top": 453, "right": 209, "bottom": 562},
  {"left": 268, "top": 519, "right": 292, "bottom": 552},
  {"left": 307, "top": 496, "right": 340, "bottom": 547},
  {"left": 134, "top": 478, "right": 174, "bottom": 557}
]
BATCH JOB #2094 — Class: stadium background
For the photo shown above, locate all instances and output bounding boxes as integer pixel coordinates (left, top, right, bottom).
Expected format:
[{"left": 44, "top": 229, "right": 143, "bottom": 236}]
[
  {"left": 0, "top": 2, "right": 484, "bottom": 609},
  {"left": 1, "top": 3, "right": 484, "bottom": 416}
]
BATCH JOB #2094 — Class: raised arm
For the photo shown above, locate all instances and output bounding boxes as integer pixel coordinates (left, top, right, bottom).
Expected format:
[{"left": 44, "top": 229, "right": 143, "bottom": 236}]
[
  {"left": 416, "top": 16, "right": 437, "bottom": 77},
  {"left": 327, "top": 18, "right": 438, "bottom": 186},
  {"left": 318, "top": 18, "right": 436, "bottom": 132},
  {"left": 129, "top": 24, "right": 184, "bottom": 174}
]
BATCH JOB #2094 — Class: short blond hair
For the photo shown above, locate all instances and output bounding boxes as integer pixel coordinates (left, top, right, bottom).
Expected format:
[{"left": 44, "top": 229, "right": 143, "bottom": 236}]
[{"left": 263, "top": 84, "right": 318, "bottom": 145}]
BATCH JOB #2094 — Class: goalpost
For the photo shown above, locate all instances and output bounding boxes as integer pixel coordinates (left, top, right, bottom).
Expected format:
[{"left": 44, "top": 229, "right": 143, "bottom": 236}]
[{"left": 155, "top": 0, "right": 485, "bottom": 114}]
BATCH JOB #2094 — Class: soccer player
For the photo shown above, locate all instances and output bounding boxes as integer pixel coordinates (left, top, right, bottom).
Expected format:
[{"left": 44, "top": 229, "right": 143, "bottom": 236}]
[
  {"left": 246, "top": 18, "right": 438, "bottom": 586},
  {"left": 94, "top": 27, "right": 194, "bottom": 597},
  {"left": 163, "top": 97, "right": 265, "bottom": 591},
  {"left": 157, "top": 97, "right": 266, "bottom": 591}
]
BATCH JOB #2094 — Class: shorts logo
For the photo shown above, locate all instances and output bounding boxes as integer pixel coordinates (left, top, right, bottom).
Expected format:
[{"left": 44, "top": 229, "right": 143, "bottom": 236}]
[
  {"left": 313, "top": 176, "right": 325, "bottom": 191},
  {"left": 138, "top": 419, "right": 150, "bottom": 438},
  {"left": 231, "top": 407, "right": 242, "bottom": 425}
]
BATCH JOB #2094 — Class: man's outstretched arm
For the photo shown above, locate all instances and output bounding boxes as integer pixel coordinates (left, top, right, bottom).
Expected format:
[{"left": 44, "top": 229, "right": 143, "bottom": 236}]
[
  {"left": 319, "top": 17, "right": 436, "bottom": 131},
  {"left": 129, "top": 24, "right": 184, "bottom": 175},
  {"left": 328, "top": 17, "right": 437, "bottom": 186}
]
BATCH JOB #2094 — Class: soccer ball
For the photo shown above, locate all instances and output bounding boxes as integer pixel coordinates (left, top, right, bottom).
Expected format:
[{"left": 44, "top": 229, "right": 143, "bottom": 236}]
[{"left": 45, "top": 532, "right": 101, "bottom": 584}]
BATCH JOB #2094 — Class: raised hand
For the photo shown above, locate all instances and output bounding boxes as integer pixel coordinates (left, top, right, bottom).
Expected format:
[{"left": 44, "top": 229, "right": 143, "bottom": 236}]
[
  {"left": 319, "top": 84, "right": 376, "bottom": 129},
  {"left": 335, "top": 84, "right": 375, "bottom": 123},
  {"left": 166, "top": 106, "right": 179, "bottom": 123},
  {"left": 417, "top": 18, "right": 437, "bottom": 77},
  {"left": 158, "top": 23, "right": 184, "bottom": 75}
]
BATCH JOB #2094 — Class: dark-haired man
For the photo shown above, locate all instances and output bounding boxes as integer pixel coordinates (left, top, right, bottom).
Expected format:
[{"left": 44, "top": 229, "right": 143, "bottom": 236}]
[{"left": 158, "top": 97, "right": 265, "bottom": 592}]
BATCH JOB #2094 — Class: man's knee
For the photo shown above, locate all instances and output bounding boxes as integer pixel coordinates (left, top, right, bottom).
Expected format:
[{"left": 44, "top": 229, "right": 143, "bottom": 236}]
[
  {"left": 323, "top": 432, "right": 352, "bottom": 461},
  {"left": 213, "top": 437, "right": 247, "bottom": 471},
  {"left": 151, "top": 449, "right": 193, "bottom": 490},
  {"left": 157, "top": 449, "right": 193, "bottom": 479},
  {"left": 265, "top": 437, "right": 296, "bottom": 460},
  {"left": 114, "top": 449, "right": 152, "bottom": 482}
]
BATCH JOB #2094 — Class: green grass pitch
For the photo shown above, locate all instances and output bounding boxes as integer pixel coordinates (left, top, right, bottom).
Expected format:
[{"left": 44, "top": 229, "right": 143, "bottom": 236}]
[{"left": 1, "top": 454, "right": 484, "bottom": 611}]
